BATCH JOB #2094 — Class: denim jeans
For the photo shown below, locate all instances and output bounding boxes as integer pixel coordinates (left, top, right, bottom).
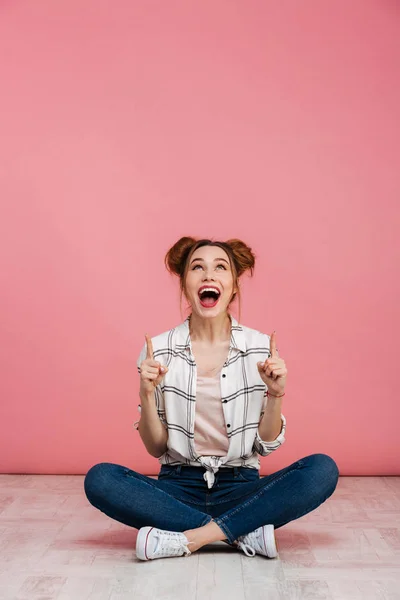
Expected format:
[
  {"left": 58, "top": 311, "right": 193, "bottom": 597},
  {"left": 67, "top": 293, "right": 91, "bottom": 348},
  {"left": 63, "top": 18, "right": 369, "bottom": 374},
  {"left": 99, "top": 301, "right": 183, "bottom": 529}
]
[{"left": 84, "top": 453, "right": 339, "bottom": 544}]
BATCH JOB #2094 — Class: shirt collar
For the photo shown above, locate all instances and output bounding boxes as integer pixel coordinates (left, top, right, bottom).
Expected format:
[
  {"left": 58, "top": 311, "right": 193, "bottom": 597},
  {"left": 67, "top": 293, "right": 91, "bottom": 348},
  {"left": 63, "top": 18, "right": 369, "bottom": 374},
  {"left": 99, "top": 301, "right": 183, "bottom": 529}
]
[{"left": 174, "top": 313, "right": 246, "bottom": 353}]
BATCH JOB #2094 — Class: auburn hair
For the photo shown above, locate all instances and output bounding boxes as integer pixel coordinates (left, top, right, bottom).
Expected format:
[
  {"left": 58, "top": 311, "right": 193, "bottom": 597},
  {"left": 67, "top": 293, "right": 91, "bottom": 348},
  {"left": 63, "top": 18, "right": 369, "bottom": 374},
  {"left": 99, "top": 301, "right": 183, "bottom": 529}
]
[{"left": 164, "top": 237, "right": 256, "bottom": 323}]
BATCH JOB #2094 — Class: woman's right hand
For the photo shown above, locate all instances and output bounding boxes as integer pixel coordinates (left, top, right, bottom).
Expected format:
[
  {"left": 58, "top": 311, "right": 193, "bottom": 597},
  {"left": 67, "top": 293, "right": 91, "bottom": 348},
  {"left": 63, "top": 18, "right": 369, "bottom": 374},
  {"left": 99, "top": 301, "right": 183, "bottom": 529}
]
[{"left": 139, "top": 333, "right": 169, "bottom": 395}]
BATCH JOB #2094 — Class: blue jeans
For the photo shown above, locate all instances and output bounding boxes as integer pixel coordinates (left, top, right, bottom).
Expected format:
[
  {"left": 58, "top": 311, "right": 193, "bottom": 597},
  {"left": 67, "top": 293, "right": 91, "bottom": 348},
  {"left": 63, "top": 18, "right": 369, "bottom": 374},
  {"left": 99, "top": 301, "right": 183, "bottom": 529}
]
[{"left": 84, "top": 453, "right": 339, "bottom": 544}]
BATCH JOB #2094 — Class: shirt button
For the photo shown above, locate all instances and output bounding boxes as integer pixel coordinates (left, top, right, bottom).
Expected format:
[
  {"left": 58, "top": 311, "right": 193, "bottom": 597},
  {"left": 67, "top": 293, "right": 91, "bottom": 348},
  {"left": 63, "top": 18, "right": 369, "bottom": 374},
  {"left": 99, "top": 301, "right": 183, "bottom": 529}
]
[
  {"left": 227, "top": 424, "right": 231, "bottom": 427},
  {"left": 222, "top": 374, "right": 226, "bottom": 378}
]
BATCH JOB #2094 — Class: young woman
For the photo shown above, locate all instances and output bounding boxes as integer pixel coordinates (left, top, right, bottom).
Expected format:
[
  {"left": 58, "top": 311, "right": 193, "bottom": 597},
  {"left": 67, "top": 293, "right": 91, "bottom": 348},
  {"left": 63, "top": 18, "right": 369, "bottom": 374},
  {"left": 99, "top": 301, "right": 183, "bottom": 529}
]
[{"left": 84, "top": 237, "right": 339, "bottom": 561}]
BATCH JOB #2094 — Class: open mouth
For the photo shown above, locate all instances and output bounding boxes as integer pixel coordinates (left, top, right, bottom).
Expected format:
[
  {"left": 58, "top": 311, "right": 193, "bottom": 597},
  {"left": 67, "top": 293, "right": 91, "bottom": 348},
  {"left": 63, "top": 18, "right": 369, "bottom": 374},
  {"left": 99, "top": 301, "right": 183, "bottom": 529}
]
[{"left": 198, "top": 288, "right": 221, "bottom": 308}]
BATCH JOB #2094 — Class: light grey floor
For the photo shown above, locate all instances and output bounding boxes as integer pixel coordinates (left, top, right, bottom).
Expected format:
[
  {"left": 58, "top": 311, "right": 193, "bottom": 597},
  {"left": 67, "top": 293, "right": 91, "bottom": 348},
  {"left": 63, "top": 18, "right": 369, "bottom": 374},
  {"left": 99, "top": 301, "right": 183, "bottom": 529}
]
[{"left": 0, "top": 474, "right": 399, "bottom": 600}]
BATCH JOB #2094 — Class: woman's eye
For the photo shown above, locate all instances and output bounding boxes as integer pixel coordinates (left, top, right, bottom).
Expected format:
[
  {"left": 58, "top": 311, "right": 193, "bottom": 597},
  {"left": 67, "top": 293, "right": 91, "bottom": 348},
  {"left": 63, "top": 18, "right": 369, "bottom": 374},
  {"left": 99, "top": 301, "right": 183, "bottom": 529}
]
[{"left": 192, "top": 264, "right": 226, "bottom": 270}]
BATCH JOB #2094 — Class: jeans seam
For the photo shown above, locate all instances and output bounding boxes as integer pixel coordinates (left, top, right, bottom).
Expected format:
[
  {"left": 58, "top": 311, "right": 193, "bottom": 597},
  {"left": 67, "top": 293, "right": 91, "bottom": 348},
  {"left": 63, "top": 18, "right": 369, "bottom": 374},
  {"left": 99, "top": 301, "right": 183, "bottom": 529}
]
[
  {"left": 206, "top": 481, "right": 259, "bottom": 505},
  {"left": 213, "top": 518, "right": 235, "bottom": 543},
  {"left": 201, "top": 515, "right": 213, "bottom": 527},
  {"left": 217, "top": 463, "right": 301, "bottom": 524}
]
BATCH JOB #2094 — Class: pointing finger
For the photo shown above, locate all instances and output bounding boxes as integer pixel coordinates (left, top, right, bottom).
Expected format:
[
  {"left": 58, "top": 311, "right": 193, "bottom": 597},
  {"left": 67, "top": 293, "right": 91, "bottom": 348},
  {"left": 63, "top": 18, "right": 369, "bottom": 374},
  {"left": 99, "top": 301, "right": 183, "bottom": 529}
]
[
  {"left": 270, "top": 330, "right": 278, "bottom": 358},
  {"left": 145, "top": 333, "right": 154, "bottom": 360}
]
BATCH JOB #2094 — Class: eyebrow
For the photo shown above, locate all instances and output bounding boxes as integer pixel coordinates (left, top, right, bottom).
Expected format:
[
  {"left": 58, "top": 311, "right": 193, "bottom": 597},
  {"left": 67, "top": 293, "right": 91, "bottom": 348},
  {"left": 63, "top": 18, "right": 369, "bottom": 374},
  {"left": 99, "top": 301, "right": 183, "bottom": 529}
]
[{"left": 190, "top": 257, "right": 229, "bottom": 265}]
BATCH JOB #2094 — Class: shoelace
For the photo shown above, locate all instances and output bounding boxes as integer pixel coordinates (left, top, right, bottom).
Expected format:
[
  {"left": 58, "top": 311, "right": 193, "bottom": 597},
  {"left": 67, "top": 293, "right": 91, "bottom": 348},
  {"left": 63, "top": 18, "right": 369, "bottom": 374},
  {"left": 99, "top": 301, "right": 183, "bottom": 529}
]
[
  {"left": 236, "top": 541, "right": 256, "bottom": 557},
  {"left": 154, "top": 532, "right": 193, "bottom": 558},
  {"left": 236, "top": 529, "right": 265, "bottom": 557}
]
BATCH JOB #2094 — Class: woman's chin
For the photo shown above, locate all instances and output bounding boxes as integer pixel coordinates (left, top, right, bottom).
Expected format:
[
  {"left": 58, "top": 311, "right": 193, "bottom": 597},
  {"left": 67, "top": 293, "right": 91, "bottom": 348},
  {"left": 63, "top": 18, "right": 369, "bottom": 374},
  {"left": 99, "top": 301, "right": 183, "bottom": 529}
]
[{"left": 192, "top": 301, "right": 226, "bottom": 317}]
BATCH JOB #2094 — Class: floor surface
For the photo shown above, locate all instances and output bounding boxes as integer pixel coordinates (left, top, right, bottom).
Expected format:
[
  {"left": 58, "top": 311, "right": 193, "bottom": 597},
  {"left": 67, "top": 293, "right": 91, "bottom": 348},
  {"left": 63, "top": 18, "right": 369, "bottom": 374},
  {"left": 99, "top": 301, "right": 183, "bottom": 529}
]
[{"left": 0, "top": 474, "right": 399, "bottom": 599}]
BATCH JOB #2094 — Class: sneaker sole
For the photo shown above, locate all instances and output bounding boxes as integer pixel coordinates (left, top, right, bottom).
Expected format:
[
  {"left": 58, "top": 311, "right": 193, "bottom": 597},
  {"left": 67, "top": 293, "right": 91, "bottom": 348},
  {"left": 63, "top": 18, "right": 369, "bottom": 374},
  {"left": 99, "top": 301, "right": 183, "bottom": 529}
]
[{"left": 136, "top": 526, "right": 154, "bottom": 560}]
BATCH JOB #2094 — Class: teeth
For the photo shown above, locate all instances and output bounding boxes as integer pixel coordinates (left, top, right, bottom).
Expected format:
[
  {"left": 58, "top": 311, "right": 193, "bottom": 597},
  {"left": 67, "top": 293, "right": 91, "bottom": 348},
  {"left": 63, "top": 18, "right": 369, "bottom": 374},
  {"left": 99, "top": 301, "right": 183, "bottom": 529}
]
[{"left": 199, "top": 287, "right": 220, "bottom": 296}]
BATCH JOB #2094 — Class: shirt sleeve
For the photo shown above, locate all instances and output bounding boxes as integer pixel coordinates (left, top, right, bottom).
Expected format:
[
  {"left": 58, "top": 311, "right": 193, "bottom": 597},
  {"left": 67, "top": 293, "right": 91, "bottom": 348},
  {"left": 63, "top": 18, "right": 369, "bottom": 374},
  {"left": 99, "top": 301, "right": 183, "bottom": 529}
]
[
  {"left": 133, "top": 341, "right": 168, "bottom": 431},
  {"left": 253, "top": 413, "right": 286, "bottom": 457}
]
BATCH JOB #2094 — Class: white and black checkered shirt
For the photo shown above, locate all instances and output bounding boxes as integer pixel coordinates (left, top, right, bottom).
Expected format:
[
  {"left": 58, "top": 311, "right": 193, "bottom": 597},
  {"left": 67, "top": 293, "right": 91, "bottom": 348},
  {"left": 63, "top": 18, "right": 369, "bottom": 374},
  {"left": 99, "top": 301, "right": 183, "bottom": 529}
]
[{"left": 135, "top": 314, "right": 286, "bottom": 488}]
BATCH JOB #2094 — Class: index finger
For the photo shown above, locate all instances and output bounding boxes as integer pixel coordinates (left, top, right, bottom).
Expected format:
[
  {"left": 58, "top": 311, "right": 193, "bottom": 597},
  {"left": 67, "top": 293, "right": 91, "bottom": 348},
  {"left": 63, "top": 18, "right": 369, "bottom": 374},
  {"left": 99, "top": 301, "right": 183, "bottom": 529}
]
[
  {"left": 270, "top": 330, "right": 278, "bottom": 357},
  {"left": 145, "top": 333, "right": 154, "bottom": 360}
]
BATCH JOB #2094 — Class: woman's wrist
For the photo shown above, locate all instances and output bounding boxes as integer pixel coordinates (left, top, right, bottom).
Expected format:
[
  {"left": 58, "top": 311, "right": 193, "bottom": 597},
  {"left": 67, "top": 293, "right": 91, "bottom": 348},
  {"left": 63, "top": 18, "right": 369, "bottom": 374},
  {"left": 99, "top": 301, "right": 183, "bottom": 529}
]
[
  {"left": 266, "top": 389, "right": 286, "bottom": 398},
  {"left": 140, "top": 388, "right": 155, "bottom": 403}
]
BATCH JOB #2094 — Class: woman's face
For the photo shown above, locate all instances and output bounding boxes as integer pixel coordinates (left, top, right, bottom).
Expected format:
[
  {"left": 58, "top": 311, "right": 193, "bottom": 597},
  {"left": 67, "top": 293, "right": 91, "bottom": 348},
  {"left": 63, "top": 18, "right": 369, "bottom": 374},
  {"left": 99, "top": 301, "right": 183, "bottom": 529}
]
[{"left": 184, "top": 246, "right": 237, "bottom": 317}]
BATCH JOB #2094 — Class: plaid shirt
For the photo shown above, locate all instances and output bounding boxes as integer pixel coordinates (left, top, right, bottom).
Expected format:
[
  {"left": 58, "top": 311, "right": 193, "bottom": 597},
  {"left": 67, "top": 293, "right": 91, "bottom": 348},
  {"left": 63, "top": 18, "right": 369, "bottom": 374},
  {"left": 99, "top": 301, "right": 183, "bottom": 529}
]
[{"left": 135, "top": 314, "right": 286, "bottom": 488}]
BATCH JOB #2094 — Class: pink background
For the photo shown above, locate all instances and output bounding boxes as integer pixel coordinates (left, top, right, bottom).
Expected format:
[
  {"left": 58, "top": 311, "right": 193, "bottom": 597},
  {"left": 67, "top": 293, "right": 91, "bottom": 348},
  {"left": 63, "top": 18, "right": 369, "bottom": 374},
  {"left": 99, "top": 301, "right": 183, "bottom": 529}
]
[{"left": 0, "top": 1, "right": 399, "bottom": 476}]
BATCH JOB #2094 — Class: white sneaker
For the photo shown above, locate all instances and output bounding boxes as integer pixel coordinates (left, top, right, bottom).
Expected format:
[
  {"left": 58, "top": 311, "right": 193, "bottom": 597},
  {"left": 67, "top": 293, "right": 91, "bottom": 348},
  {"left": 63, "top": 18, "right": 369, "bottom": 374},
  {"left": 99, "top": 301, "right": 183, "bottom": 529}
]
[
  {"left": 136, "top": 526, "right": 193, "bottom": 560},
  {"left": 236, "top": 524, "right": 278, "bottom": 558}
]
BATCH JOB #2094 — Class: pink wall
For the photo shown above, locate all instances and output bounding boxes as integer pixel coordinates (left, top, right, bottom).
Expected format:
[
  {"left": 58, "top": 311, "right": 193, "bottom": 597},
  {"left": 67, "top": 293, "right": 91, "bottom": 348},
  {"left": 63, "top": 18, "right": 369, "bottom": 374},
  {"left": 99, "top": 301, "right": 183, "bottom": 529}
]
[{"left": 0, "top": 1, "right": 399, "bottom": 476}]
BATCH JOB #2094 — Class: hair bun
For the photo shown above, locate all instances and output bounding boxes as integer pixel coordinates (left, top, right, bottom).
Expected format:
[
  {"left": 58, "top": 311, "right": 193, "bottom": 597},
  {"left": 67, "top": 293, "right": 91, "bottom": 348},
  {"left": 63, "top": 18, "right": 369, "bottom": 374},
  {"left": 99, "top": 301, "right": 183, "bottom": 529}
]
[
  {"left": 164, "top": 236, "right": 197, "bottom": 277},
  {"left": 225, "top": 238, "right": 256, "bottom": 278}
]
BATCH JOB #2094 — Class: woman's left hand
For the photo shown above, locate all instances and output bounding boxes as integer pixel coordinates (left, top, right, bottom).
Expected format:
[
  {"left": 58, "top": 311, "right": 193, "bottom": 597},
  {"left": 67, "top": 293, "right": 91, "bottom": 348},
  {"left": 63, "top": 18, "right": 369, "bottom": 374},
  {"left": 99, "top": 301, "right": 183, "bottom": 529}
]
[{"left": 257, "top": 331, "right": 287, "bottom": 396}]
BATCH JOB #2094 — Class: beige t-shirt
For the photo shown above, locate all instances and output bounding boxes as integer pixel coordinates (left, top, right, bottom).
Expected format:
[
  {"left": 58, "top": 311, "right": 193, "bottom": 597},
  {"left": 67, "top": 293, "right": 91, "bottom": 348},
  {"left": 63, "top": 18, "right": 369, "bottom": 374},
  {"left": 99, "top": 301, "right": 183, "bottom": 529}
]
[{"left": 194, "top": 368, "right": 230, "bottom": 456}]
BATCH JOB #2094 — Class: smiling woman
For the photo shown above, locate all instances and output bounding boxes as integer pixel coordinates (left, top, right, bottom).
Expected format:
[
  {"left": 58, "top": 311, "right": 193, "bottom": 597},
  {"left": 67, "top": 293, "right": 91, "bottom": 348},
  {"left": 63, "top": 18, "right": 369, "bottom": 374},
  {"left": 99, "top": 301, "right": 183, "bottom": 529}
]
[
  {"left": 164, "top": 237, "right": 255, "bottom": 324},
  {"left": 84, "top": 236, "right": 339, "bottom": 563}
]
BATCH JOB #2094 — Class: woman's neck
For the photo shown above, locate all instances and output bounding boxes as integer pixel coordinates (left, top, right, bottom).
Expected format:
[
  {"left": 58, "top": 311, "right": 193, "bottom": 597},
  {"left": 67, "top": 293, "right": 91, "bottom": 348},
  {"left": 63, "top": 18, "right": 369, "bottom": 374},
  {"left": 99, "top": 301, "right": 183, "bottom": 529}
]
[{"left": 188, "top": 312, "right": 231, "bottom": 345}]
